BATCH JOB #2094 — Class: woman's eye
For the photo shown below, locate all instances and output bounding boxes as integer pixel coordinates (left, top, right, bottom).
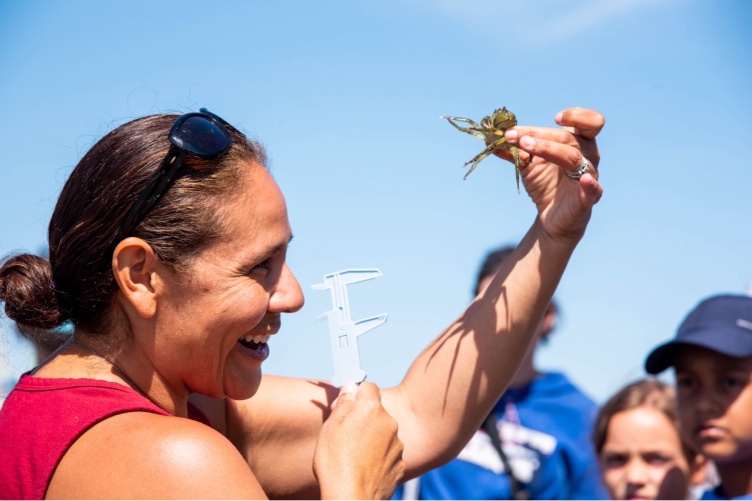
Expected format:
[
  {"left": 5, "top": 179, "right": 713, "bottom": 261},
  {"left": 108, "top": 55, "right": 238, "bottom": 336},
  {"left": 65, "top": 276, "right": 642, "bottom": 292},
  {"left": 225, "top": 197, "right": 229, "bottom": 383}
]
[{"left": 247, "top": 259, "right": 272, "bottom": 276}]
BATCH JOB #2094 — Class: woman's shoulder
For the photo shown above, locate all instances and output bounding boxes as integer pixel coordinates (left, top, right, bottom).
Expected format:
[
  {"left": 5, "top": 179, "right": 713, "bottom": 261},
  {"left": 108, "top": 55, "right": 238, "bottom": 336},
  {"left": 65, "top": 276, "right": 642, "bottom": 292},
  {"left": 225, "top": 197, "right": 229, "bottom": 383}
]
[{"left": 48, "top": 410, "right": 265, "bottom": 498}]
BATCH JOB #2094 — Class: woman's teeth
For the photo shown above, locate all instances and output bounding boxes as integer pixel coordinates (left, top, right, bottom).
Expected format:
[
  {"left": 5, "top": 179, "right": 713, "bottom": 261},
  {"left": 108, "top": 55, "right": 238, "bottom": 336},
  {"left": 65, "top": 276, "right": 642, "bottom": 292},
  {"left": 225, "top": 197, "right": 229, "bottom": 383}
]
[{"left": 241, "top": 334, "right": 270, "bottom": 345}]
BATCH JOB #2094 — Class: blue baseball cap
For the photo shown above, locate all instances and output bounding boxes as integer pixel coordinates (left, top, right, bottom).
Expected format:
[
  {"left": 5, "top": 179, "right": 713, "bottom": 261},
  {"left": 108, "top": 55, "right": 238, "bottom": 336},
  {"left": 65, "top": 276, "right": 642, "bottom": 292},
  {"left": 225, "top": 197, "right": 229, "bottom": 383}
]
[{"left": 645, "top": 294, "right": 752, "bottom": 375}]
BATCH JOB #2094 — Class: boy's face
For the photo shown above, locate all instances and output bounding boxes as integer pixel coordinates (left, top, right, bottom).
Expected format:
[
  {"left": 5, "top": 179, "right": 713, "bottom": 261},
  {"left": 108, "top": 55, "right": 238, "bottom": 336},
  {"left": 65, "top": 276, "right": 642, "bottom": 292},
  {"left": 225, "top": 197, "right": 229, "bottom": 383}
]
[{"left": 674, "top": 345, "right": 752, "bottom": 464}]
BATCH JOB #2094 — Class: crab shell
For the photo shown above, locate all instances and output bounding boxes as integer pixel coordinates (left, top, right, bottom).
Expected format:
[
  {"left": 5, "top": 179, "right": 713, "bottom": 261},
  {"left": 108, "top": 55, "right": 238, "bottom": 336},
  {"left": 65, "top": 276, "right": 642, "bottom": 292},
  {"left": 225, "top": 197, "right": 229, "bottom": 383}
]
[{"left": 480, "top": 108, "right": 517, "bottom": 146}]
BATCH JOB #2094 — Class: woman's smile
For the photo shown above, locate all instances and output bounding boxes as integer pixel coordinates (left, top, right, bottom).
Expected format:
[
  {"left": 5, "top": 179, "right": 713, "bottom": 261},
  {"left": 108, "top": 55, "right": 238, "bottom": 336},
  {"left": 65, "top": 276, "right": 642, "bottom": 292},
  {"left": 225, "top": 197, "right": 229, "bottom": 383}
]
[{"left": 236, "top": 335, "right": 270, "bottom": 361}]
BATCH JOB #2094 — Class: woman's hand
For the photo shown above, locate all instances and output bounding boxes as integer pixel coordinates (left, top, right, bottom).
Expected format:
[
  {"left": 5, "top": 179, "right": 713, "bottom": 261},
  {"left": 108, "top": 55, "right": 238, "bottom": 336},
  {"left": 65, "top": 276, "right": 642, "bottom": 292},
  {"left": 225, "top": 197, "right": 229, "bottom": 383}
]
[
  {"left": 313, "top": 381, "right": 405, "bottom": 500},
  {"left": 499, "top": 106, "right": 605, "bottom": 243}
]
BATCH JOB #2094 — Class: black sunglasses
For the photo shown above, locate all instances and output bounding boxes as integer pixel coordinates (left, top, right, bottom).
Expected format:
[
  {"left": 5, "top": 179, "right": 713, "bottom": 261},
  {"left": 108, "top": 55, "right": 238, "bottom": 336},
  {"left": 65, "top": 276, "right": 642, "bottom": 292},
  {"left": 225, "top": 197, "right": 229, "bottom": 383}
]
[{"left": 118, "top": 108, "right": 233, "bottom": 239}]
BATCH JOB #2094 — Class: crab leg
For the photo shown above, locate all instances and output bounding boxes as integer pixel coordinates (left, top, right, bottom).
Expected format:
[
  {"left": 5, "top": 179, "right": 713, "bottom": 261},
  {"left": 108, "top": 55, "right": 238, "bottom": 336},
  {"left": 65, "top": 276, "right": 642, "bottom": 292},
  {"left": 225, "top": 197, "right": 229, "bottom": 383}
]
[
  {"left": 440, "top": 116, "right": 488, "bottom": 142},
  {"left": 463, "top": 139, "right": 523, "bottom": 194},
  {"left": 462, "top": 142, "right": 498, "bottom": 179}
]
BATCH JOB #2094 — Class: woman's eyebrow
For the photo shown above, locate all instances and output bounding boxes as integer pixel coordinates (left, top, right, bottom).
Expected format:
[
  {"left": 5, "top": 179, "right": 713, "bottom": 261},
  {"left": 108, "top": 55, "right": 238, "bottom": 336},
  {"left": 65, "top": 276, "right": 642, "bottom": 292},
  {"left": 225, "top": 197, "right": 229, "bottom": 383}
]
[{"left": 253, "top": 235, "right": 295, "bottom": 262}]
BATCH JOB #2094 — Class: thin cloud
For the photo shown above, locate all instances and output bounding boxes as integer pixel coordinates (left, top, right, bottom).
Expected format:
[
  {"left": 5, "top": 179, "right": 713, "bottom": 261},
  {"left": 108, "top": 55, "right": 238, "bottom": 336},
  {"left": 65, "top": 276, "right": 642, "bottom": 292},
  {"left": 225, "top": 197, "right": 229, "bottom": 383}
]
[
  {"left": 422, "top": 0, "right": 670, "bottom": 47},
  {"left": 534, "top": 0, "right": 665, "bottom": 45}
]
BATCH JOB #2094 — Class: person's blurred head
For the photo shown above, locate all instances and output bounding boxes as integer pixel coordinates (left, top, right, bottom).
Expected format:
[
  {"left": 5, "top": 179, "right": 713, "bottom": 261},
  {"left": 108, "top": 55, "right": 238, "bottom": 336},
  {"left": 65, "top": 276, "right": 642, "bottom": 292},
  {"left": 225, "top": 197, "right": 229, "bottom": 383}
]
[{"left": 593, "top": 379, "right": 707, "bottom": 500}]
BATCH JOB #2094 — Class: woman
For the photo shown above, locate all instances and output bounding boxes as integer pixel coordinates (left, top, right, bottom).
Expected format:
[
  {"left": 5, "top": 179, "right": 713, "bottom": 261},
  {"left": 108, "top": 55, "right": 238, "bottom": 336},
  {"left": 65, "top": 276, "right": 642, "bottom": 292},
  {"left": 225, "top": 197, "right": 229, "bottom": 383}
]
[
  {"left": 0, "top": 106, "right": 604, "bottom": 499},
  {"left": 593, "top": 379, "right": 711, "bottom": 500}
]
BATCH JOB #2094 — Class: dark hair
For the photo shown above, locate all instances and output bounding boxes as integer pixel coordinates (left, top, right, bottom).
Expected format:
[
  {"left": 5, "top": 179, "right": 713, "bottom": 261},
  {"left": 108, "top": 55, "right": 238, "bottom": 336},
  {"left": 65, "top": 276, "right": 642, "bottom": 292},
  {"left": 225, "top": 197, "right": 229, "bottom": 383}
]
[
  {"left": 0, "top": 112, "right": 266, "bottom": 335},
  {"left": 593, "top": 379, "right": 694, "bottom": 461}
]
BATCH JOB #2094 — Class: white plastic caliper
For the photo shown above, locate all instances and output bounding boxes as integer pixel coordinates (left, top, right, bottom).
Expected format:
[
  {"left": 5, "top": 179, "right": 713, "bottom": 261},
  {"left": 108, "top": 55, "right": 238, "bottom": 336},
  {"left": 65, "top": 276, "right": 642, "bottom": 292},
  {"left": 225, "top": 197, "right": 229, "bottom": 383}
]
[{"left": 313, "top": 269, "right": 388, "bottom": 387}]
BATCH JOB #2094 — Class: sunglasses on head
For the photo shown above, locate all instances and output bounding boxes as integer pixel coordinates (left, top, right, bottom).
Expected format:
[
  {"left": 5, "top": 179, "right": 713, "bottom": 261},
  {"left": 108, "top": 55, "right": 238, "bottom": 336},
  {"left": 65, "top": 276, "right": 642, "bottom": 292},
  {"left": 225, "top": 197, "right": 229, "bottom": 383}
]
[{"left": 118, "top": 108, "right": 234, "bottom": 239}]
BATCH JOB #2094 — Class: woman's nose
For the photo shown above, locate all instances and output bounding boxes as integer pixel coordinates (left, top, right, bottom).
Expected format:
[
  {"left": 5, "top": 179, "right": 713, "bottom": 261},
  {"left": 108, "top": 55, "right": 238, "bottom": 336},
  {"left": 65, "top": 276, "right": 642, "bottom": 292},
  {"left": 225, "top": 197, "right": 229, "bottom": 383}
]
[{"left": 270, "top": 263, "right": 304, "bottom": 313}]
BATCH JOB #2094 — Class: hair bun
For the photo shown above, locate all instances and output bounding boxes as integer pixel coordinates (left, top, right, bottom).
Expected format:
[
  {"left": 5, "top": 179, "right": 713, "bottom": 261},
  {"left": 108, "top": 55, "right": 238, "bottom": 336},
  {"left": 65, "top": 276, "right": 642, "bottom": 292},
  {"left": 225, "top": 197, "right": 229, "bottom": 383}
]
[{"left": 0, "top": 253, "right": 65, "bottom": 330}]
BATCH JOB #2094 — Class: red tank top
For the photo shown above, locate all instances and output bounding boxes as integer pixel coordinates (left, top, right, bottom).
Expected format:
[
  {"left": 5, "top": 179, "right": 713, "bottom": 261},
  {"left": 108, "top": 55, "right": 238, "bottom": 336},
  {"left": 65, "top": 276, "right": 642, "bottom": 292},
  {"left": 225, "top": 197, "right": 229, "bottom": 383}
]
[{"left": 0, "top": 374, "right": 211, "bottom": 499}]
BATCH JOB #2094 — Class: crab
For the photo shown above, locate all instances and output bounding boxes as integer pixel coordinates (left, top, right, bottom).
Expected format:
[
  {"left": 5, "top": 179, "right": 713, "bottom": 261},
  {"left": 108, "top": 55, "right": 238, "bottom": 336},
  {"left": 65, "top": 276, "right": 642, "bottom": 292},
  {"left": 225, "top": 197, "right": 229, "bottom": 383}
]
[{"left": 440, "top": 107, "right": 523, "bottom": 193}]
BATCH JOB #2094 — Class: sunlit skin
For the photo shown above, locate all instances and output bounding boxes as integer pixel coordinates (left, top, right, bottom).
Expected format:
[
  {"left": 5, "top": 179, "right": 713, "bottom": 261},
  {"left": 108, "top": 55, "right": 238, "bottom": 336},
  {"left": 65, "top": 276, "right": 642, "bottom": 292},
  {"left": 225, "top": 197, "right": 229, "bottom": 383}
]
[
  {"left": 36, "top": 161, "right": 305, "bottom": 418},
  {"left": 31, "top": 106, "right": 606, "bottom": 499},
  {"left": 675, "top": 346, "right": 752, "bottom": 498},
  {"left": 600, "top": 406, "right": 692, "bottom": 500},
  {"left": 97, "top": 160, "right": 307, "bottom": 414},
  {"left": 148, "top": 162, "right": 306, "bottom": 403}
]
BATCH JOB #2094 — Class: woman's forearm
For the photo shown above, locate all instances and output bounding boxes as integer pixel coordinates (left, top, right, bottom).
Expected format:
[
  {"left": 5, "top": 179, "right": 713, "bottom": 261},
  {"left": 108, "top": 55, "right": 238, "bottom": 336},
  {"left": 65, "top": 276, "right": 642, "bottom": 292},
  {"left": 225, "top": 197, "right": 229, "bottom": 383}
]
[{"left": 383, "top": 218, "right": 581, "bottom": 475}]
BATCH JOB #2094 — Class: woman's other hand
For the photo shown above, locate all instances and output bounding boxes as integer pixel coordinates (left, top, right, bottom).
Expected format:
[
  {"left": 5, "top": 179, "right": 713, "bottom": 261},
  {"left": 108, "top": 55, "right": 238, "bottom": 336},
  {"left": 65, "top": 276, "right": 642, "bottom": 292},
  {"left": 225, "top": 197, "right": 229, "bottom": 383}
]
[{"left": 314, "top": 381, "right": 405, "bottom": 500}]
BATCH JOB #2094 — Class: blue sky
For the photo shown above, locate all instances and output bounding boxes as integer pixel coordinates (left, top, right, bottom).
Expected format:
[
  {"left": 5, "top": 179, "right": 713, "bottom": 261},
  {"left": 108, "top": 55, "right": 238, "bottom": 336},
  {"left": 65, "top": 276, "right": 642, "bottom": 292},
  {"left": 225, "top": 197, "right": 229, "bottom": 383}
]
[{"left": 1, "top": 0, "right": 751, "bottom": 404}]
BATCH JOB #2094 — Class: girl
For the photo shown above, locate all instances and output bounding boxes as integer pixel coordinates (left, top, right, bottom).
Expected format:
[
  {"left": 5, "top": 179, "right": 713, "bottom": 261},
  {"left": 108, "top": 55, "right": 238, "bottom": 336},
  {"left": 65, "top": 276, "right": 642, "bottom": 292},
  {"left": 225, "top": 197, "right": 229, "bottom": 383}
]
[{"left": 594, "top": 379, "right": 710, "bottom": 500}]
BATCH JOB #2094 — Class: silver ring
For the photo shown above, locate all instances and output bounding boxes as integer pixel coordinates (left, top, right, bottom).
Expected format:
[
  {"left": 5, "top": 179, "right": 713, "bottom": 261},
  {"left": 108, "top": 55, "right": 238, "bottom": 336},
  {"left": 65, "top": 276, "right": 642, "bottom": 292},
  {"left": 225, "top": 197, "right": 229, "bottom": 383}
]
[{"left": 565, "top": 156, "right": 591, "bottom": 180}]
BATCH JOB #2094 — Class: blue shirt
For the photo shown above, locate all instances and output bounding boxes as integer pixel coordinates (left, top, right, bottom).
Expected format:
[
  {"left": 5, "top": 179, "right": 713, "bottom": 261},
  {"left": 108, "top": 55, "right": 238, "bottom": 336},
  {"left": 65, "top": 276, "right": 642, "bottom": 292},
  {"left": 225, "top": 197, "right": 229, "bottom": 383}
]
[
  {"left": 701, "top": 487, "right": 752, "bottom": 500},
  {"left": 395, "top": 372, "right": 607, "bottom": 500}
]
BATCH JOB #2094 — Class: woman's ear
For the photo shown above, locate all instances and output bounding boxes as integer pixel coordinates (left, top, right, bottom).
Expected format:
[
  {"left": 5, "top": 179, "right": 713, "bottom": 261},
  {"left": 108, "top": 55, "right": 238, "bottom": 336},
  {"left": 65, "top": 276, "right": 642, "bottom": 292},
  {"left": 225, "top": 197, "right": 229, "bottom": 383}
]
[{"left": 112, "top": 237, "right": 159, "bottom": 319}]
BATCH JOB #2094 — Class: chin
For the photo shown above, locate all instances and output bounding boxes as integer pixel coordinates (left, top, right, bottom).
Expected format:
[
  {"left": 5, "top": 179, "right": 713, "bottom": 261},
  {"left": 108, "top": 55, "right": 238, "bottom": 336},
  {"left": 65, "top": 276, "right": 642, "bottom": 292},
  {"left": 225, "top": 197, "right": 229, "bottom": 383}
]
[
  {"left": 224, "top": 371, "right": 263, "bottom": 401},
  {"left": 699, "top": 442, "right": 736, "bottom": 462}
]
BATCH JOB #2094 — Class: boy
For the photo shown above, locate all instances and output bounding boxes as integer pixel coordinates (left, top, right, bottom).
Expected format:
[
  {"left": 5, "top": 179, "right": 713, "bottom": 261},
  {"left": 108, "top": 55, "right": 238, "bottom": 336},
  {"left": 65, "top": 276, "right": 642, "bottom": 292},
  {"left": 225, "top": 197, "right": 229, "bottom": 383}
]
[{"left": 645, "top": 294, "right": 752, "bottom": 500}]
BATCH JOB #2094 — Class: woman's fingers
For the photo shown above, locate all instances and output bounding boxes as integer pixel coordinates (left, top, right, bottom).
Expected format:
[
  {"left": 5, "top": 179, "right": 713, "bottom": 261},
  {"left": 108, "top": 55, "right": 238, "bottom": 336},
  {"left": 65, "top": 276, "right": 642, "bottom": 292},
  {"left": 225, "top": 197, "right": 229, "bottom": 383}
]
[
  {"left": 555, "top": 106, "right": 606, "bottom": 140},
  {"left": 555, "top": 107, "right": 604, "bottom": 168},
  {"left": 502, "top": 107, "right": 604, "bottom": 183},
  {"left": 579, "top": 172, "right": 604, "bottom": 208},
  {"left": 506, "top": 127, "right": 574, "bottom": 148},
  {"left": 511, "top": 135, "right": 598, "bottom": 183},
  {"left": 331, "top": 381, "right": 358, "bottom": 409},
  {"left": 315, "top": 381, "right": 405, "bottom": 500}
]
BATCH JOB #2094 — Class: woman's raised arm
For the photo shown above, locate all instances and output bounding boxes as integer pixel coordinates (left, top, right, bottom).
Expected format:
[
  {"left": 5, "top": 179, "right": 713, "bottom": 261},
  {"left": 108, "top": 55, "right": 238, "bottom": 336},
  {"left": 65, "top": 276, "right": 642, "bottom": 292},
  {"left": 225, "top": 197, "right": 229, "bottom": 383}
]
[{"left": 212, "top": 106, "right": 605, "bottom": 498}]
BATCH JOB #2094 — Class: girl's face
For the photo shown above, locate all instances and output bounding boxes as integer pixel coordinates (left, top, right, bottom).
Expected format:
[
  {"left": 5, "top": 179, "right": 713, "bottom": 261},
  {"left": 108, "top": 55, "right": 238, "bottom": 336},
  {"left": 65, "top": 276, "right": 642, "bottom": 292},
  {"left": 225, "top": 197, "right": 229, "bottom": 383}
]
[
  {"left": 599, "top": 406, "right": 692, "bottom": 500},
  {"left": 674, "top": 345, "right": 752, "bottom": 465},
  {"left": 149, "top": 163, "right": 304, "bottom": 401}
]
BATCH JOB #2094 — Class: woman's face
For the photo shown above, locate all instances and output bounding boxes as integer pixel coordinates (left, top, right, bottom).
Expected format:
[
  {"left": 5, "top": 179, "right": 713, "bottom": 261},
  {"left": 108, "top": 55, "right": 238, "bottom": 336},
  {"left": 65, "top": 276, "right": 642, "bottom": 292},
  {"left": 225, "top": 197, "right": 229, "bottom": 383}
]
[
  {"left": 151, "top": 163, "right": 304, "bottom": 401},
  {"left": 599, "top": 406, "right": 692, "bottom": 500}
]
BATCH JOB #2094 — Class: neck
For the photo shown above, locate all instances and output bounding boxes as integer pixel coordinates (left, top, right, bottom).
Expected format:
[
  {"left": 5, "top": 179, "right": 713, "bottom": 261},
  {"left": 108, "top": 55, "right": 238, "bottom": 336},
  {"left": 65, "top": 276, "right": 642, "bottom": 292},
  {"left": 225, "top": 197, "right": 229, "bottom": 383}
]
[
  {"left": 70, "top": 335, "right": 182, "bottom": 416},
  {"left": 714, "top": 460, "right": 752, "bottom": 499}
]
